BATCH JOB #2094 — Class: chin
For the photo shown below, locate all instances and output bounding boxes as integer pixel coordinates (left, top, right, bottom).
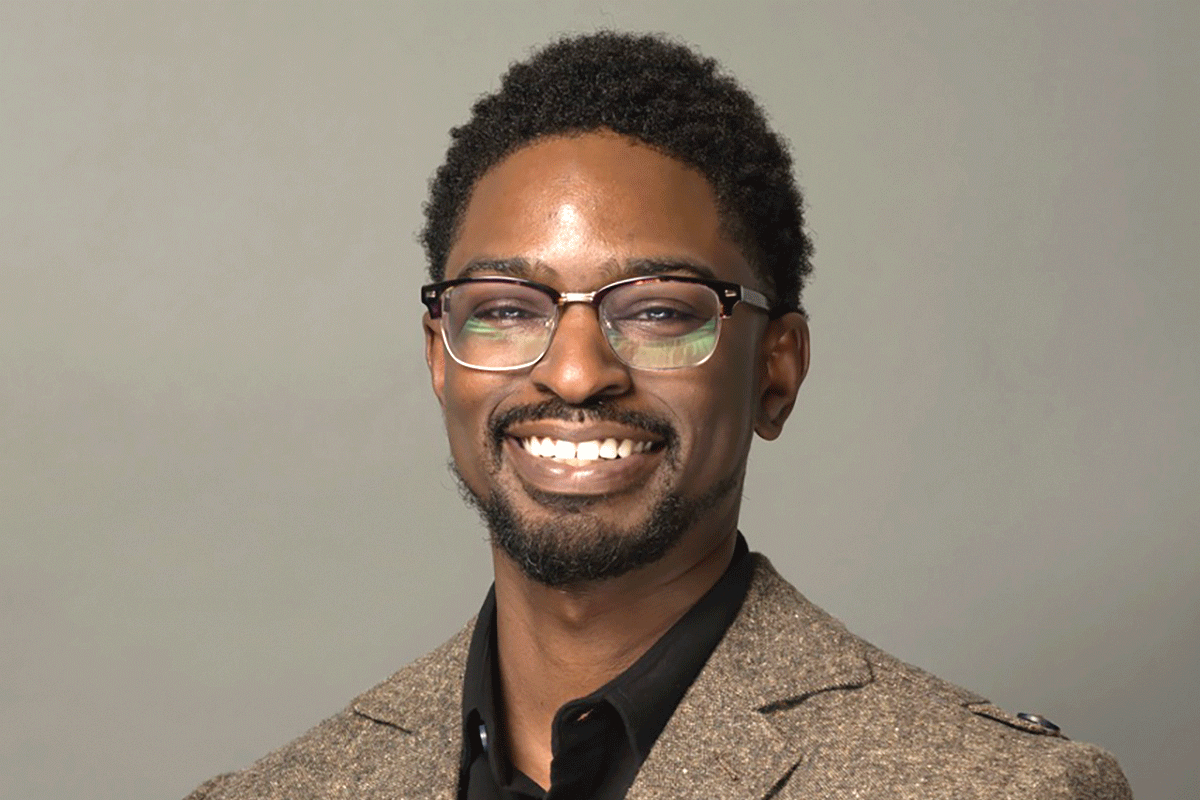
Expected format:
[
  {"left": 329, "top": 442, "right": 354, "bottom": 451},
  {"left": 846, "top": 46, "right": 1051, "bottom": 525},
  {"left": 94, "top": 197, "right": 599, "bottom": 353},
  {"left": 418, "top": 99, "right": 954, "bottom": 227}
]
[{"left": 456, "top": 464, "right": 738, "bottom": 588}]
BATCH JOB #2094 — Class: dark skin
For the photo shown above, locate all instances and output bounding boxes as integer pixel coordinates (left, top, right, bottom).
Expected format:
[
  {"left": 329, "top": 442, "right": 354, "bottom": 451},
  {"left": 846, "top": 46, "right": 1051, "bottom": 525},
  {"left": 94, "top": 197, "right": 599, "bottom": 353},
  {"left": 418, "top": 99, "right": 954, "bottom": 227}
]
[{"left": 424, "top": 132, "right": 809, "bottom": 789}]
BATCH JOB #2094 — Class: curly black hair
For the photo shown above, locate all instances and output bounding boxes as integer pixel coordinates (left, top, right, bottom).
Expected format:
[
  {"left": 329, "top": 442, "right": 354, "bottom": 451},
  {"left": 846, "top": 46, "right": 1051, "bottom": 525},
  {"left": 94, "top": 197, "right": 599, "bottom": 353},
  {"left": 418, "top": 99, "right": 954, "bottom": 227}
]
[{"left": 421, "top": 31, "right": 813, "bottom": 313}]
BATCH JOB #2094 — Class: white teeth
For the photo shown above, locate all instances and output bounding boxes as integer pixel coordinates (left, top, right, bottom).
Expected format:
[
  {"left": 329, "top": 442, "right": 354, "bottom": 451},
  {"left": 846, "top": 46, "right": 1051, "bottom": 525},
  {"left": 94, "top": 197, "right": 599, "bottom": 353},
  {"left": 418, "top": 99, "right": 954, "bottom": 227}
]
[{"left": 522, "top": 436, "right": 654, "bottom": 461}]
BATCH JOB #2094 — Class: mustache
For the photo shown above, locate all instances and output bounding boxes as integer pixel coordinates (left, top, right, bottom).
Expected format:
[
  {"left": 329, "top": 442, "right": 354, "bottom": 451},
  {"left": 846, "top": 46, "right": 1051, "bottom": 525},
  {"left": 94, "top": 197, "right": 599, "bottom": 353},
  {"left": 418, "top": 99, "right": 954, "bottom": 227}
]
[{"left": 488, "top": 398, "right": 677, "bottom": 447}]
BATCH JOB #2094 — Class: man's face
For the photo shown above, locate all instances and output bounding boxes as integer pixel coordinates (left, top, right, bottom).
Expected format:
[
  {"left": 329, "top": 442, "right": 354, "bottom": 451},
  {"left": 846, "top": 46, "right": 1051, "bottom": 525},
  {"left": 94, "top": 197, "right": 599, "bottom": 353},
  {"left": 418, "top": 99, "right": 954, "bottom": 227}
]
[{"left": 425, "top": 132, "right": 801, "bottom": 586}]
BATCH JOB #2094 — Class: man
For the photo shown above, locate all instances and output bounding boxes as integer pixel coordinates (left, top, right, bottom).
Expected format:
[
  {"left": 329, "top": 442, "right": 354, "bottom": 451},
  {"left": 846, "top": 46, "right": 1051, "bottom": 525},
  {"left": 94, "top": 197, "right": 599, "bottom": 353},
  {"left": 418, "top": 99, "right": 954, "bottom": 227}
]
[{"left": 189, "top": 32, "right": 1131, "bottom": 800}]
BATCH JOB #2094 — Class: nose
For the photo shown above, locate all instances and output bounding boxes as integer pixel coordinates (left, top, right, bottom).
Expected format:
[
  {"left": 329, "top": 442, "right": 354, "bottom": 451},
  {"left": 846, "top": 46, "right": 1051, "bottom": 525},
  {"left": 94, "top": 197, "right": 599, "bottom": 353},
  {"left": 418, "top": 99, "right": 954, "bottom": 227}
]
[{"left": 529, "top": 304, "right": 633, "bottom": 404}]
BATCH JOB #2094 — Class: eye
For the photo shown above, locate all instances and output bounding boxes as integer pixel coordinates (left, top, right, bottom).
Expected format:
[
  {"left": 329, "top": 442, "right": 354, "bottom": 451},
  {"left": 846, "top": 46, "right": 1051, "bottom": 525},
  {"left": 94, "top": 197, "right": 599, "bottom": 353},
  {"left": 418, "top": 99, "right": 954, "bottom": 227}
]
[
  {"left": 473, "top": 302, "right": 540, "bottom": 321},
  {"left": 462, "top": 298, "right": 552, "bottom": 333},
  {"left": 638, "top": 304, "right": 693, "bottom": 321},
  {"left": 618, "top": 301, "right": 704, "bottom": 324}
]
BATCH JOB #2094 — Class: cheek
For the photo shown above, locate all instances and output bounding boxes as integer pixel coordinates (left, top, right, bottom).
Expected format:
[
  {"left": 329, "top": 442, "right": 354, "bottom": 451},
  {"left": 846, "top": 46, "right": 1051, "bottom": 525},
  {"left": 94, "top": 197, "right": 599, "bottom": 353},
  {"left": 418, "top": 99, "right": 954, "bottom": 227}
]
[
  {"left": 666, "top": 357, "right": 760, "bottom": 478},
  {"left": 440, "top": 370, "right": 506, "bottom": 480}
]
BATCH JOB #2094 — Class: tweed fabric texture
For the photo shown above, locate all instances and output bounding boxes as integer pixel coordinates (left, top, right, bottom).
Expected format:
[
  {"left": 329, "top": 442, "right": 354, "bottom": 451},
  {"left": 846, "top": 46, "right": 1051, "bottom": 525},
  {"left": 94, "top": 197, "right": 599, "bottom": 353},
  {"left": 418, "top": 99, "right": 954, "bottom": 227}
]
[{"left": 186, "top": 555, "right": 1131, "bottom": 800}]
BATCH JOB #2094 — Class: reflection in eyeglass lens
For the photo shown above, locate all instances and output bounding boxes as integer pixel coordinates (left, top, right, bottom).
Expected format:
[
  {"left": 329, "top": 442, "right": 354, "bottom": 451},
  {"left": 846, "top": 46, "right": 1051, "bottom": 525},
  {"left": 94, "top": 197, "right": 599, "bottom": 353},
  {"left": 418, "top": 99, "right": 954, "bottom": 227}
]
[{"left": 445, "top": 280, "right": 724, "bottom": 369}]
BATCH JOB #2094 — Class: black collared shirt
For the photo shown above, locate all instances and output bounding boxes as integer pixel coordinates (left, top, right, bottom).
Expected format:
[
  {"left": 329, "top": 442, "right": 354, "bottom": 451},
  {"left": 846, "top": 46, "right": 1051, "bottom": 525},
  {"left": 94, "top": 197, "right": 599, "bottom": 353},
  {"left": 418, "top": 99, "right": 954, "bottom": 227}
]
[{"left": 458, "top": 534, "right": 754, "bottom": 800}]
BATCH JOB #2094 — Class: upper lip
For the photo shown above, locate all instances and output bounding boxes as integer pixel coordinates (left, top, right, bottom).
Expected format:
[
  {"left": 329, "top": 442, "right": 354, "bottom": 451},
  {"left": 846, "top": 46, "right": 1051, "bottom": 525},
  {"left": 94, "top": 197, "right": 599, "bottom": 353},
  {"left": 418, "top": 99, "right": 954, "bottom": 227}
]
[{"left": 503, "top": 422, "right": 662, "bottom": 443}]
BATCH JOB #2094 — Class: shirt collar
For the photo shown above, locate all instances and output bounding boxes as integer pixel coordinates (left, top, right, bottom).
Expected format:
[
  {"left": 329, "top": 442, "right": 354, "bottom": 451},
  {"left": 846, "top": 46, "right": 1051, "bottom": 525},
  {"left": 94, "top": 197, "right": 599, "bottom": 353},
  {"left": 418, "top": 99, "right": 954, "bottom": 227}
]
[{"left": 459, "top": 533, "right": 753, "bottom": 781}]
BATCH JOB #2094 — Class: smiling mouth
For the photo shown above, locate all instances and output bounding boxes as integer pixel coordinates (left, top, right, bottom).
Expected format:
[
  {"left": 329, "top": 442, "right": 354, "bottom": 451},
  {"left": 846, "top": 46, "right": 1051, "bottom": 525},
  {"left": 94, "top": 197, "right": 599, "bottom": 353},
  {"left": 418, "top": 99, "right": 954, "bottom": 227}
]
[{"left": 516, "top": 436, "right": 663, "bottom": 465}]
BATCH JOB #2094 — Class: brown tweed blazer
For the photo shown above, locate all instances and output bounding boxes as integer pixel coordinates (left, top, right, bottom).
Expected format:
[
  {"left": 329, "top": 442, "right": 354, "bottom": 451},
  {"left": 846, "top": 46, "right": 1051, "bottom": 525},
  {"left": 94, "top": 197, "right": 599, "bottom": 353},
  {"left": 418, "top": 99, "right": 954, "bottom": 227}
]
[{"left": 187, "top": 555, "right": 1131, "bottom": 799}]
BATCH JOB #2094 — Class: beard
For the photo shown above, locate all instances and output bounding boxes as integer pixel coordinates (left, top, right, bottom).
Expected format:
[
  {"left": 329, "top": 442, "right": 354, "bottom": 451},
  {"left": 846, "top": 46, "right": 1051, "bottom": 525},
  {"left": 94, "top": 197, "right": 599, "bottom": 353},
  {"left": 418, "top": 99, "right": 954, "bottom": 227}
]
[
  {"left": 451, "top": 398, "right": 740, "bottom": 588},
  {"left": 454, "top": 464, "right": 738, "bottom": 588}
]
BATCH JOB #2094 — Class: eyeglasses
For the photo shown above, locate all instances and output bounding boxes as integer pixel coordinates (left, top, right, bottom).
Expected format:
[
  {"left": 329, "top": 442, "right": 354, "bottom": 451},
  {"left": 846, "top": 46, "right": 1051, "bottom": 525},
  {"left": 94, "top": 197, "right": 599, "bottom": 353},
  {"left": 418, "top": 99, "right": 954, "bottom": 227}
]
[{"left": 421, "top": 274, "right": 771, "bottom": 371}]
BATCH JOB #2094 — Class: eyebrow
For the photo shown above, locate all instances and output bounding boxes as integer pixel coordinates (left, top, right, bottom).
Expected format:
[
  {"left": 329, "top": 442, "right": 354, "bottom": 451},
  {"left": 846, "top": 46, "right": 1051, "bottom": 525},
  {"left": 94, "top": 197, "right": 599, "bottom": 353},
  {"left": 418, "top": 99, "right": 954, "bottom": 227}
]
[
  {"left": 456, "top": 258, "right": 537, "bottom": 279},
  {"left": 619, "top": 258, "right": 716, "bottom": 281},
  {"left": 455, "top": 257, "right": 717, "bottom": 283}
]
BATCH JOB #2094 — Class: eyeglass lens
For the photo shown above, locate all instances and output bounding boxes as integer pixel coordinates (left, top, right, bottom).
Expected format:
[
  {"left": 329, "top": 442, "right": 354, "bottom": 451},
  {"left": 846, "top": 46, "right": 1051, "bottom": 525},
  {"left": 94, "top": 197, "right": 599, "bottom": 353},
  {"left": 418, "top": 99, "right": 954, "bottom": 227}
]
[{"left": 441, "top": 279, "right": 722, "bottom": 370}]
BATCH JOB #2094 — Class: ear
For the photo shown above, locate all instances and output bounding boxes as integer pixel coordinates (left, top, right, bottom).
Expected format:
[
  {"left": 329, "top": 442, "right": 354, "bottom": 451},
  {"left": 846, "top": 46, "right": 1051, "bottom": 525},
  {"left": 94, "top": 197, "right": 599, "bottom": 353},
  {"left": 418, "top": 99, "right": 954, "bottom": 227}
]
[
  {"left": 755, "top": 312, "right": 810, "bottom": 440},
  {"left": 423, "top": 312, "right": 447, "bottom": 408}
]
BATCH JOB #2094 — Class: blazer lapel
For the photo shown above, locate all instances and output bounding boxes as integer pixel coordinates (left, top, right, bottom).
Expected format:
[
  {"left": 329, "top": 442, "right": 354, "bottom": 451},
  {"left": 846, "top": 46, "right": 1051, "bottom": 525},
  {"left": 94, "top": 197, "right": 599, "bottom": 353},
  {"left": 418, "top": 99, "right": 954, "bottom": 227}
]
[
  {"left": 628, "top": 555, "right": 873, "bottom": 800},
  {"left": 349, "top": 623, "right": 475, "bottom": 800}
]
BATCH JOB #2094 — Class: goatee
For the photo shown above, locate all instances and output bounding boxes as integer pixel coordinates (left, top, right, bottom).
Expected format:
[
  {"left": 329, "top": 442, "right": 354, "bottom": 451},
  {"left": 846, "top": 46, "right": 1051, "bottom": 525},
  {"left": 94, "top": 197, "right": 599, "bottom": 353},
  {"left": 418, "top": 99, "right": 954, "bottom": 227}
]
[
  {"left": 453, "top": 461, "right": 738, "bottom": 587},
  {"left": 448, "top": 397, "right": 740, "bottom": 586}
]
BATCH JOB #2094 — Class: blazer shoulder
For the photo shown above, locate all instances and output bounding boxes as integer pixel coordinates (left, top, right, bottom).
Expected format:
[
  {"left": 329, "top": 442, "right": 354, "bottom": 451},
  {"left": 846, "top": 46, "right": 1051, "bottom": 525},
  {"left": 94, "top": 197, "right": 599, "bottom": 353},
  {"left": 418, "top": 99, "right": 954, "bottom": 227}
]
[
  {"left": 182, "top": 621, "right": 475, "bottom": 800},
  {"left": 181, "top": 706, "right": 385, "bottom": 800},
  {"left": 862, "top": 646, "right": 1132, "bottom": 798},
  {"left": 183, "top": 772, "right": 234, "bottom": 800},
  {"left": 742, "top": 557, "right": 1131, "bottom": 799}
]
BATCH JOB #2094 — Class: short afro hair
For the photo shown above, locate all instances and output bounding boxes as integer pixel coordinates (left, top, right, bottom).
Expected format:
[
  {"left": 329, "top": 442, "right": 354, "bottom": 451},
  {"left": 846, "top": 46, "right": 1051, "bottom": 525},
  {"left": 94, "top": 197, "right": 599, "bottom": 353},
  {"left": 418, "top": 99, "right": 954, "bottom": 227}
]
[{"left": 421, "top": 31, "right": 813, "bottom": 314}]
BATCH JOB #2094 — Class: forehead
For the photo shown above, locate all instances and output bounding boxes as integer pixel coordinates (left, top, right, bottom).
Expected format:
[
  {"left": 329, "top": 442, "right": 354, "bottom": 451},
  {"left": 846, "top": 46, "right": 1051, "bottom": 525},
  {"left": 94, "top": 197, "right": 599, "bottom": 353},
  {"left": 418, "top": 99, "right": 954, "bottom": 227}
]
[{"left": 445, "top": 132, "right": 756, "bottom": 288}]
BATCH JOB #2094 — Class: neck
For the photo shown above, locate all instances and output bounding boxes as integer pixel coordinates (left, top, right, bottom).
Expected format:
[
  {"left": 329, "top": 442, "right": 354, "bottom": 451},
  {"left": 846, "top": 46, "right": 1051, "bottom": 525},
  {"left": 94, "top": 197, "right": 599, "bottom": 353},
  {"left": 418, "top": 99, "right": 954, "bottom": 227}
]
[{"left": 490, "top": 526, "right": 738, "bottom": 789}]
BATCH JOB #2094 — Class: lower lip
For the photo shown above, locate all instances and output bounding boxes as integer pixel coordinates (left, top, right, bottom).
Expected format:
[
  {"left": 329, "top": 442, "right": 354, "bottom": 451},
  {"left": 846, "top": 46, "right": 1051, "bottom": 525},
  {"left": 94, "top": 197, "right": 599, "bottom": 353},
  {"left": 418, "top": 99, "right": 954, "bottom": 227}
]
[{"left": 503, "top": 437, "right": 664, "bottom": 497}]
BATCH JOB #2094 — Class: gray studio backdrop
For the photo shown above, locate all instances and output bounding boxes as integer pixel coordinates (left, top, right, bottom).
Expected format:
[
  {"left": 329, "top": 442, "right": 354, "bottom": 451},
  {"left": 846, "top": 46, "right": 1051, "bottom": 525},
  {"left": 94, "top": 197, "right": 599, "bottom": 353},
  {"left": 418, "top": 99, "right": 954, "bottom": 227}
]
[{"left": 2, "top": 2, "right": 1196, "bottom": 799}]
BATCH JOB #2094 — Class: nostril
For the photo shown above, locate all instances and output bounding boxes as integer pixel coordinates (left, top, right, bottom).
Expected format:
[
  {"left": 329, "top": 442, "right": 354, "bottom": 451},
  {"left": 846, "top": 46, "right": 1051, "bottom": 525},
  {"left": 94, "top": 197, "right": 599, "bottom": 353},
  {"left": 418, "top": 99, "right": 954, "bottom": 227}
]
[{"left": 531, "top": 350, "right": 632, "bottom": 404}]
